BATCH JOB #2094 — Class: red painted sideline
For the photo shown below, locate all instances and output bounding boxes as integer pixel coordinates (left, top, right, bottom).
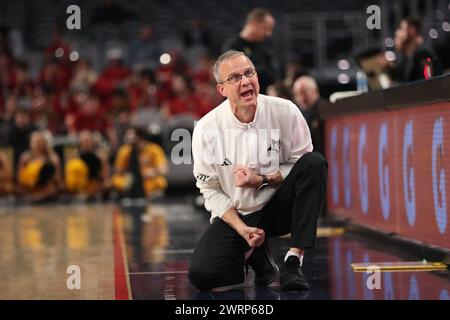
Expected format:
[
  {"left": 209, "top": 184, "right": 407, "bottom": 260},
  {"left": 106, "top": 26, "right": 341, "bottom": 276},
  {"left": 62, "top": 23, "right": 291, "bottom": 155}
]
[{"left": 113, "top": 208, "right": 129, "bottom": 300}]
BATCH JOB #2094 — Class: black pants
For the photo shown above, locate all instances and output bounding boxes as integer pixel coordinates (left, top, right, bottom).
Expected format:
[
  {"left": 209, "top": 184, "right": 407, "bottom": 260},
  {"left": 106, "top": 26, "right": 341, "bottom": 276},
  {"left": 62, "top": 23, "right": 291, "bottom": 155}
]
[{"left": 188, "top": 152, "right": 328, "bottom": 290}]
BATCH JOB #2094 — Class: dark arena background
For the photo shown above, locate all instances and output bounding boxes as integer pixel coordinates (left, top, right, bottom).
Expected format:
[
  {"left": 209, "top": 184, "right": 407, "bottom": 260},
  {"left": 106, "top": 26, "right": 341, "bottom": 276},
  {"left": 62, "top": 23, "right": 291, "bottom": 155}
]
[{"left": 0, "top": 0, "right": 449, "bottom": 309}]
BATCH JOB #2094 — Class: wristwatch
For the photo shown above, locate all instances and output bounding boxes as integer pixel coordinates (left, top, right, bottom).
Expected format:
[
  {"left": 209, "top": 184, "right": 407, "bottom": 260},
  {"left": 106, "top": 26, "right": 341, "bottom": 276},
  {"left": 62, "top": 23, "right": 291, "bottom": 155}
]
[{"left": 257, "top": 175, "right": 269, "bottom": 190}]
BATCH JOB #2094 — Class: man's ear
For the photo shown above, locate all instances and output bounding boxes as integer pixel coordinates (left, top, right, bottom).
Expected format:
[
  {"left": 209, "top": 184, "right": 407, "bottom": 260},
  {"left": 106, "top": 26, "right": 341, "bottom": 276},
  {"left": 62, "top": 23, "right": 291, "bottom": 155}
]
[{"left": 217, "top": 84, "right": 227, "bottom": 98}]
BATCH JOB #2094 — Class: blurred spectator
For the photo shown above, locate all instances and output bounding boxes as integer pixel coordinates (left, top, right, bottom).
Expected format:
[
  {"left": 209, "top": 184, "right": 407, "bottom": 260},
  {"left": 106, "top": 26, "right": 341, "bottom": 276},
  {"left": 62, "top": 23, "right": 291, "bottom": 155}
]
[
  {"left": 0, "top": 49, "right": 15, "bottom": 101},
  {"left": 65, "top": 130, "right": 111, "bottom": 198},
  {"left": 44, "top": 25, "right": 71, "bottom": 64},
  {"left": 183, "top": 18, "right": 215, "bottom": 51},
  {"left": 153, "top": 51, "right": 190, "bottom": 103},
  {"left": 191, "top": 53, "right": 215, "bottom": 84},
  {"left": 31, "top": 85, "right": 67, "bottom": 134},
  {"left": 0, "top": 149, "right": 13, "bottom": 196},
  {"left": 355, "top": 48, "right": 395, "bottom": 90},
  {"left": 222, "top": 8, "right": 278, "bottom": 92},
  {"left": 112, "top": 127, "right": 168, "bottom": 198},
  {"left": 292, "top": 76, "right": 324, "bottom": 154},
  {"left": 11, "top": 61, "right": 35, "bottom": 100},
  {"left": 107, "top": 88, "right": 132, "bottom": 151},
  {"left": 17, "top": 131, "right": 63, "bottom": 202},
  {"left": 6, "top": 28, "right": 24, "bottom": 58},
  {"left": 3, "top": 95, "right": 19, "bottom": 123},
  {"left": 108, "top": 87, "right": 130, "bottom": 114},
  {"left": 284, "top": 60, "right": 307, "bottom": 89},
  {"left": 110, "top": 107, "right": 131, "bottom": 154},
  {"left": 7, "top": 108, "right": 37, "bottom": 178},
  {"left": 182, "top": 18, "right": 217, "bottom": 66},
  {"left": 39, "top": 59, "right": 72, "bottom": 93},
  {"left": 193, "top": 80, "right": 221, "bottom": 118},
  {"left": 394, "top": 16, "right": 442, "bottom": 83},
  {"left": 95, "top": 48, "right": 131, "bottom": 100},
  {"left": 129, "top": 69, "right": 158, "bottom": 110},
  {"left": 266, "top": 81, "right": 293, "bottom": 101},
  {"left": 70, "top": 59, "right": 98, "bottom": 92},
  {"left": 66, "top": 91, "right": 112, "bottom": 138},
  {"left": 0, "top": 112, "right": 10, "bottom": 147},
  {"left": 127, "top": 25, "right": 161, "bottom": 70},
  {"left": 161, "top": 74, "right": 203, "bottom": 118}
]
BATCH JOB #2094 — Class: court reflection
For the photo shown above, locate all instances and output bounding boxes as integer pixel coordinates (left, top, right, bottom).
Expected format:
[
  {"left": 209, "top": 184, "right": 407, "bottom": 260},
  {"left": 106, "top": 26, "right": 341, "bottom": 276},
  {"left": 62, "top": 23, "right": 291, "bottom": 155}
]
[
  {"left": 327, "top": 236, "right": 449, "bottom": 300},
  {"left": 120, "top": 204, "right": 170, "bottom": 270},
  {"left": 0, "top": 204, "right": 115, "bottom": 299},
  {"left": 119, "top": 200, "right": 208, "bottom": 300}
]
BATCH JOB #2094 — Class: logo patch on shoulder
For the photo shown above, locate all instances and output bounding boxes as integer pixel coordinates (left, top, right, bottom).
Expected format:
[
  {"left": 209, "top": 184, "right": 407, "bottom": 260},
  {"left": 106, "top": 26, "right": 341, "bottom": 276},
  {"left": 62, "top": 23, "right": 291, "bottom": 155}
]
[{"left": 196, "top": 174, "right": 209, "bottom": 181}]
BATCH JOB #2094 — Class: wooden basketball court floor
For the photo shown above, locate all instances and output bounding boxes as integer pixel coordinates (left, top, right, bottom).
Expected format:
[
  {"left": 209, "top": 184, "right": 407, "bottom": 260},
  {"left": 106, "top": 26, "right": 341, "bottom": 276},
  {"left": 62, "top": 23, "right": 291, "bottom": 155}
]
[{"left": 0, "top": 197, "right": 448, "bottom": 300}]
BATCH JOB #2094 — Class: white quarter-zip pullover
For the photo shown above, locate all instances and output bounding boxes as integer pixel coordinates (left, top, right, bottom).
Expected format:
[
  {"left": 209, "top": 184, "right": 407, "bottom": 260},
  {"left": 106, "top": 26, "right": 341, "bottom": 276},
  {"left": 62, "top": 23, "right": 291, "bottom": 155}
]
[{"left": 192, "top": 94, "right": 312, "bottom": 222}]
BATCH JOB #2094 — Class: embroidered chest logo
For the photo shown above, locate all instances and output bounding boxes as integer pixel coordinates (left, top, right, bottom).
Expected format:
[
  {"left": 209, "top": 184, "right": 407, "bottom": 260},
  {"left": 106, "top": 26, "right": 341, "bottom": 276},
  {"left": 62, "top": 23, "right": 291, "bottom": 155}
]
[
  {"left": 267, "top": 139, "right": 281, "bottom": 153},
  {"left": 221, "top": 158, "right": 233, "bottom": 166}
]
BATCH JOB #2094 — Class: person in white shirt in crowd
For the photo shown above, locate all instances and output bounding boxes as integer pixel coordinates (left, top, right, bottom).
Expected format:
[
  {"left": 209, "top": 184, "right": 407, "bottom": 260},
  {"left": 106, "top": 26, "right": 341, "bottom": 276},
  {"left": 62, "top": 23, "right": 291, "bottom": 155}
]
[{"left": 189, "top": 50, "right": 327, "bottom": 291}]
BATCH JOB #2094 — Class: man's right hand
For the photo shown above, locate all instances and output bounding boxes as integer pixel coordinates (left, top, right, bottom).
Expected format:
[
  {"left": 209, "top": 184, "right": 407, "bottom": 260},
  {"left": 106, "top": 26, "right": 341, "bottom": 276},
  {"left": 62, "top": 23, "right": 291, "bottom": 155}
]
[
  {"left": 238, "top": 225, "right": 265, "bottom": 248},
  {"left": 221, "top": 207, "right": 265, "bottom": 247}
]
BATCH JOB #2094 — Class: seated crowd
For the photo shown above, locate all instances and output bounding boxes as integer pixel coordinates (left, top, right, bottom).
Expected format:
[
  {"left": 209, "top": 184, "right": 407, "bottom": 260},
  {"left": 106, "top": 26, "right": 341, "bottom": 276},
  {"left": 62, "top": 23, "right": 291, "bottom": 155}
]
[
  {"left": 0, "top": 25, "right": 224, "bottom": 203},
  {"left": 0, "top": 127, "right": 168, "bottom": 203},
  {"left": 0, "top": 22, "right": 328, "bottom": 204}
]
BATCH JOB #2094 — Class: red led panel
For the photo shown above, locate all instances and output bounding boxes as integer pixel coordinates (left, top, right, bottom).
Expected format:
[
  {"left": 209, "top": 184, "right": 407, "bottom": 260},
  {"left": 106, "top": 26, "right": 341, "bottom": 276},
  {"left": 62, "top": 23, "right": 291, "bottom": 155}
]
[{"left": 325, "top": 102, "right": 450, "bottom": 249}]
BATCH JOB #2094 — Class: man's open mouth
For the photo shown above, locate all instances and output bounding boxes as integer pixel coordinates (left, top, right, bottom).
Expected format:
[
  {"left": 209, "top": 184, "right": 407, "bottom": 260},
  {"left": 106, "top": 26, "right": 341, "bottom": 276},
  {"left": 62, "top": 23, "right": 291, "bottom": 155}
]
[{"left": 240, "top": 89, "right": 254, "bottom": 98}]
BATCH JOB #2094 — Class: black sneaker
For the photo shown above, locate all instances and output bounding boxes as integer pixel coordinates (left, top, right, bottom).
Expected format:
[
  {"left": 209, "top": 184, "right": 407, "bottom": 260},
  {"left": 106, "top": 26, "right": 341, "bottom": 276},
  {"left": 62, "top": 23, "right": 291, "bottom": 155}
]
[
  {"left": 279, "top": 256, "right": 310, "bottom": 291},
  {"left": 246, "top": 242, "right": 279, "bottom": 287}
]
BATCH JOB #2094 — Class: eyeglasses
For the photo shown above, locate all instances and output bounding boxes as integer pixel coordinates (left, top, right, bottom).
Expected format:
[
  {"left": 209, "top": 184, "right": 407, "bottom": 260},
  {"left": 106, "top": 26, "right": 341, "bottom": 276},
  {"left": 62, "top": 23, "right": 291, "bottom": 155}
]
[{"left": 219, "top": 69, "right": 257, "bottom": 85}]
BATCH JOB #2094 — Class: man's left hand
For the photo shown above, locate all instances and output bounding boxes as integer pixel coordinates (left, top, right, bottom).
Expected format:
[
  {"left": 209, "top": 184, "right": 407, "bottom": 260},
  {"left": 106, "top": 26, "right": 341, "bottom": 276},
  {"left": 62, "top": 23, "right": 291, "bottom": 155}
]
[{"left": 233, "top": 165, "right": 262, "bottom": 188}]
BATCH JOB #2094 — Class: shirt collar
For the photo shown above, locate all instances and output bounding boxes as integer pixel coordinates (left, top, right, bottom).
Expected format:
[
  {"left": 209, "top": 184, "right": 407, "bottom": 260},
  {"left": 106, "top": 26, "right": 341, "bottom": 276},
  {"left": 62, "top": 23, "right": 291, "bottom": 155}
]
[{"left": 225, "top": 94, "right": 263, "bottom": 129}]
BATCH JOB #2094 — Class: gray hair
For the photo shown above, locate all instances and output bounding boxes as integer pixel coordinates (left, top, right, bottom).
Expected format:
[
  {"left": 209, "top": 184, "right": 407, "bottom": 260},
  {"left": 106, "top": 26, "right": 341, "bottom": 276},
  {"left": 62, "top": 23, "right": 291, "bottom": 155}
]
[
  {"left": 293, "top": 75, "right": 319, "bottom": 92},
  {"left": 213, "top": 50, "right": 253, "bottom": 83}
]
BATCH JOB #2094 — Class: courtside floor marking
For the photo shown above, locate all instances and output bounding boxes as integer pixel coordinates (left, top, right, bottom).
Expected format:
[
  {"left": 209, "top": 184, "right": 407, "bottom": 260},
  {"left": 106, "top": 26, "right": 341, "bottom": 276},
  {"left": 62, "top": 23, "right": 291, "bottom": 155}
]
[
  {"left": 280, "top": 227, "right": 346, "bottom": 239},
  {"left": 113, "top": 208, "right": 132, "bottom": 300},
  {"left": 351, "top": 261, "right": 448, "bottom": 272}
]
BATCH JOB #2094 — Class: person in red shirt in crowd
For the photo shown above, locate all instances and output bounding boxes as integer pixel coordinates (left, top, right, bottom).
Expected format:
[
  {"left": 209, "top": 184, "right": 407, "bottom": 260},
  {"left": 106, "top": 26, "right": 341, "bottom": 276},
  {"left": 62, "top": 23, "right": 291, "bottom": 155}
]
[
  {"left": 44, "top": 26, "right": 71, "bottom": 62},
  {"left": 0, "top": 54, "right": 35, "bottom": 115},
  {"left": 10, "top": 61, "right": 35, "bottom": 99},
  {"left": 189, "top": 53, "right": 222, "bottom": 117},
  {"left": 161, "top": 73, "right": 204, "bottom": 119},
  {"left": 95, "top": 49, "right": 131, "bottom": 105},
  {"left": 66, "top": 91, "right": 112, "bottom": 139},
  {"left": 42, "top": 26, "right": 73, "bottom": 92},
  {"left": 154, "top": 50, "right": 192, "bottom": 105},
  {"left": 39, "top": 59, "right": 72, "bottom": 93},
  {"left": 31, "top": 85, "right": 67, "bottom": 135},
  {"left": 129, "top": 69, "right": 158, "bottom": 111},
  {"left": 193, "top": 80, "right": 222, "bottom": 118},
  {"left": 191, "top": 53, "right": 215, "bottom": 84},
  {"left": 0, "top": 50, "right": 16, "bottom": 111},
  {"left": 154, "top": 68, "right": 173, "bottom": 107}
]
